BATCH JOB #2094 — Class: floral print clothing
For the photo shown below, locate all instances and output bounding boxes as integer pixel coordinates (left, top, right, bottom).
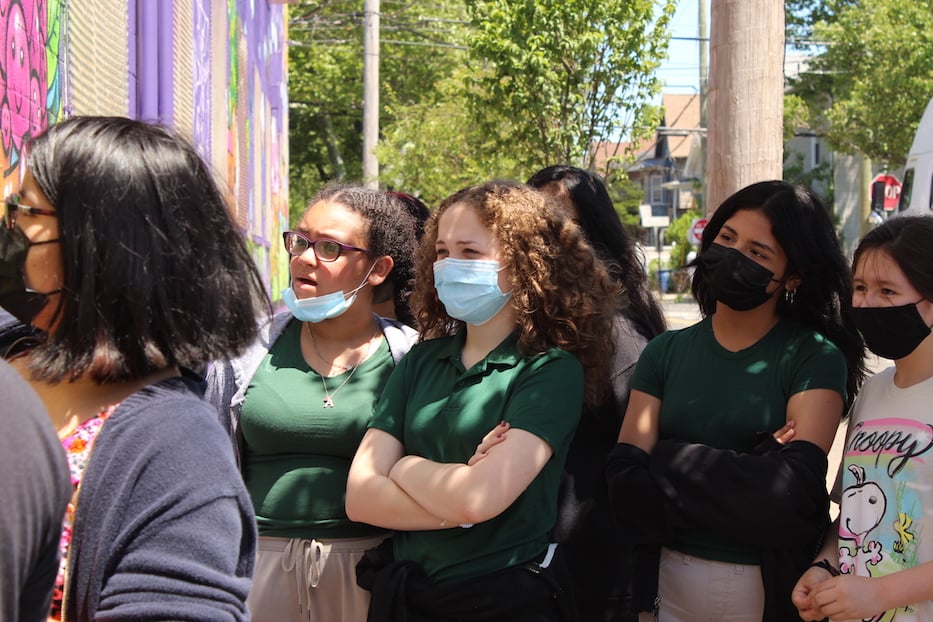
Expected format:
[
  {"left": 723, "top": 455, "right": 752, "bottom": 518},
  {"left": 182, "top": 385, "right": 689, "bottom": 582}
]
[{"left": 50, "top": 404, "right": 119, "bottom": 620}]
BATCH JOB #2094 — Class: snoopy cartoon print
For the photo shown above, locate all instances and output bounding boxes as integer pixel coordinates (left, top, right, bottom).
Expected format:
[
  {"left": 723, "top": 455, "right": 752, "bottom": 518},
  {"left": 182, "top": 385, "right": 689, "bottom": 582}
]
[{"left": 839, "top": 464, "right": 887, "bottom": 577}]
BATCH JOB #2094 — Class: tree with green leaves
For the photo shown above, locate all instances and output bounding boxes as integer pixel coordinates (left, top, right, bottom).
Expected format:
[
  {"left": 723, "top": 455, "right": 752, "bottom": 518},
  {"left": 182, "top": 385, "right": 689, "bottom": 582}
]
[
  {"left": 785, "top": 0, "right": 933, "bottom": 168},
  {"left": 464, "top": 0, "right": 674, "bottom": 172},
  {"left": 287, "top": 1, "right": 468, "bottom": 217},
  {"left": 288, "top": 0, "right": 675, "bottom": 220},
  {"left": 817, "top": 0, "right": 933, "bottom": 166}
]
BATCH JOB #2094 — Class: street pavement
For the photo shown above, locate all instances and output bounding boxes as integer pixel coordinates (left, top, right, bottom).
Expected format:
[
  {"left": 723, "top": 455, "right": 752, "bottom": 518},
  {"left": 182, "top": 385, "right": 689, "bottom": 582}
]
[{"left": 656, "top": 292, "right": 891, "bottom": 516}]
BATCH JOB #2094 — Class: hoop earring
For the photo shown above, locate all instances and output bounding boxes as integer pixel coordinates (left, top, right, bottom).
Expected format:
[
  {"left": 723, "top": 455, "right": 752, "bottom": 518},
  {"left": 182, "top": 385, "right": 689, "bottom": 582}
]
[{"left": 784, "top": 288, "right": 796, "bottom": 305}]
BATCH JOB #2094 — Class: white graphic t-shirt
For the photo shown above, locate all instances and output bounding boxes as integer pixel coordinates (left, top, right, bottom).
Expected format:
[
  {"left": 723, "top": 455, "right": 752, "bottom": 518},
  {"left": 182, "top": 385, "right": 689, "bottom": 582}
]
[{"left": 838, "top": 367, "right": 933, "bottom": 622}]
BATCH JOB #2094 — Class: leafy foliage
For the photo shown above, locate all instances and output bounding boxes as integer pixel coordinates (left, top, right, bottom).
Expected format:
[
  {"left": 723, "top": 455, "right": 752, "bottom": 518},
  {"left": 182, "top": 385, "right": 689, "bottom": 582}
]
[
  {"left": 464, "top": 0, "right": 675, "bottom": 170},
  {"left": 286, "top": 0, "right": 677, "bottom": 232},
  {"left": 287, "top": 1, "right": 468, "bottom": 218},
  {"left": 786, "top": 0, "right": 933, "bottom": 167}
]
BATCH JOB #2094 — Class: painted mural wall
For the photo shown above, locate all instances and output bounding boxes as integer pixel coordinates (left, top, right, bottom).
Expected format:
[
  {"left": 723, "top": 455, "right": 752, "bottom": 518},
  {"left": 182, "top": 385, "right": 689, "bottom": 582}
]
[
  {"left": 0, "top": 0, "right": 288, "bottom": 298},
  {"left": 0, "top": 0, "right": 63, "bottom": 195}
]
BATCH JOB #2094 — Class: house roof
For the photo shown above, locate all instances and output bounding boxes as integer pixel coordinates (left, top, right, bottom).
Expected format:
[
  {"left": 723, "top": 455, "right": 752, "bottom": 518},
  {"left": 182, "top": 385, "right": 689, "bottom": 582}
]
[
  {"left": 662, "top": 93, "right": 701, "bottom": 159},
  {"left": 588, "top": 92, "right": 703, "bottom": 173},
  {"left": 590, "top": 137, "right": 654, "bottom": 174}
]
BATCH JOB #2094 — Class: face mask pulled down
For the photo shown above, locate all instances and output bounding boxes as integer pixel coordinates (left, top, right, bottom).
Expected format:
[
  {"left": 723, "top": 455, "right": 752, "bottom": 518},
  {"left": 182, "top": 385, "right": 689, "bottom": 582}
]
[
  {"left": 433, "top": 258, "right": 511, "bottom": 325},
  {"left": 699, "top": 243, "right": 783, "bottom": 312},
  {"left": 282, "top": 263, "right": 376, "bottom": 323}
]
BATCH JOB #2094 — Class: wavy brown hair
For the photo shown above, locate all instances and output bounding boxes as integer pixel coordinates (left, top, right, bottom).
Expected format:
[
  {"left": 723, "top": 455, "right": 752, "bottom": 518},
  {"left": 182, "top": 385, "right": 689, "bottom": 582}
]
[{"left": 412, "top": 181, "right": 618, "bottom": 407}]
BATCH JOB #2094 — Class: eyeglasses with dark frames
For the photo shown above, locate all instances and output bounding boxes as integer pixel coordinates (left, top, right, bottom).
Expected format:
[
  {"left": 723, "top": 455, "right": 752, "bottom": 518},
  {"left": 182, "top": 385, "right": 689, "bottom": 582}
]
[
  {"left": 4, "top": 194, "right": 57, "bottom": 231},
  {"left": 282, "top": 231, "right": 368, "bottom": 262}
]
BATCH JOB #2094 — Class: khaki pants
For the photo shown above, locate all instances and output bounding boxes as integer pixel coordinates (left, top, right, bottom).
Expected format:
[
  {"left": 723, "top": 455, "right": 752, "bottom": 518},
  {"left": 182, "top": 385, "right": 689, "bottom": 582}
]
[
  {"left": 638, "top": 547, "right": 765, "bottom": 622},
  {"left": 247, "top": 534, "right": 387, "bottom": 622}
]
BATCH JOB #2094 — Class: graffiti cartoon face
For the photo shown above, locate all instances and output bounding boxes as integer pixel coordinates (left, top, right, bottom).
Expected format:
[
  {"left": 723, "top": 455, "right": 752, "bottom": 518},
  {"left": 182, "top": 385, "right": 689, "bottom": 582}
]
[{"left": 5, "top": 2, "right": 31, "bottom": 144}]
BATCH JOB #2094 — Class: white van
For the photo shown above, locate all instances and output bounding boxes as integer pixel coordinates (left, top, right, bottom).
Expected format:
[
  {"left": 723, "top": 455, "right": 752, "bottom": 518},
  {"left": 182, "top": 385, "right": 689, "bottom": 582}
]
[{"left": 896, "top": 96, "right": 933, "bottom": 215}]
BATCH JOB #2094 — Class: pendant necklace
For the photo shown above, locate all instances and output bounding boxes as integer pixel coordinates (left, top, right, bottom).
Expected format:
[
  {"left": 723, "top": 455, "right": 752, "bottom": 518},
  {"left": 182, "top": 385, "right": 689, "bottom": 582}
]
[{"left": 308, "top": 323, "right": 379, "bottom": 408}]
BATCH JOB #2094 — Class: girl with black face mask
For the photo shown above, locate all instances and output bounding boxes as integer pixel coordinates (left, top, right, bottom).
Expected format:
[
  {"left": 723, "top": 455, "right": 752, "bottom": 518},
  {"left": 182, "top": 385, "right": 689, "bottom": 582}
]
[
  {"left": 607, "top": 180, "right": 866, "bottom": 622},
  {"left": 793, "top": 216, "right": 933, "bottom": 622}
]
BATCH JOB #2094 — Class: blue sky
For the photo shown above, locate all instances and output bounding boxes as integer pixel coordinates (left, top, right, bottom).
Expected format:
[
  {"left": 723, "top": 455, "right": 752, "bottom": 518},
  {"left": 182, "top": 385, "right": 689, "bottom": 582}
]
[{"left": 655, "top": 0, "right": 706, "bottom": 98}]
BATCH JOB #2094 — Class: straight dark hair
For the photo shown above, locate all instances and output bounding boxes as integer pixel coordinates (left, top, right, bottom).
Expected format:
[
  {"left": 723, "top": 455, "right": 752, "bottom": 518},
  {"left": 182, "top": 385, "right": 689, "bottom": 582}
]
[
  {"left": 25, "top": 116, "right": 270, "bottom": 383},
  {"left": 853, "top": 216, "right": 933, "bottom": 301},
  {"left": 692, "top": 180, "right": 866, "bottom": 401},
  {"left": 527, "top": 165, "right": 665, "bottom": 340}
]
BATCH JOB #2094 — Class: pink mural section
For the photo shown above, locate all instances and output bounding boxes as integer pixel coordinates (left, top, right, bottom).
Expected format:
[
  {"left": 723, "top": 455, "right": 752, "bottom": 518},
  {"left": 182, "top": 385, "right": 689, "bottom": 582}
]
[{"left": 0, "top": 0, "right": 62, "bottom": 187}]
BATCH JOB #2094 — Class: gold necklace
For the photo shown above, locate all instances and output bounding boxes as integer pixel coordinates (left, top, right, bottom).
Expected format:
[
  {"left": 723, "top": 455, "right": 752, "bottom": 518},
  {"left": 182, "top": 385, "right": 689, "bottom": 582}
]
[
  {"left": 307, "top": 323, "right": 353, "bottom": 372},
  {"left": 310, "top": 323, "right": 380, "bottom": 408}
]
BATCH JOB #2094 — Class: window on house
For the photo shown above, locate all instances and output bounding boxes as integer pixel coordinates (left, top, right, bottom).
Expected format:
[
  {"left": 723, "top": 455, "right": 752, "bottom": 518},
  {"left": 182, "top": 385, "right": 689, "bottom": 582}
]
[{"left": 648, "top": 174, "right": 664, "bottom": 204}]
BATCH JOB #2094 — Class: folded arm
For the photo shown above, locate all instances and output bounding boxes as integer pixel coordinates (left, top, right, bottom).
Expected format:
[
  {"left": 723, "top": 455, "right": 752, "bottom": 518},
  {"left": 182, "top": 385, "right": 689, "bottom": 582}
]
[
  {"left": 388, "top": 428, "right": 553, "bottom": 525},
  {"left": 346, "top": 428, "right": 458, "bottom": 531}
]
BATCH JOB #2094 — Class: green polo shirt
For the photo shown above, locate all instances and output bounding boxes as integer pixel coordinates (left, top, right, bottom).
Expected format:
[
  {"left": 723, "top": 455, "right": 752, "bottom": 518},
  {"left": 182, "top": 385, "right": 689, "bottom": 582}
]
[
  {"left": 369, "top": 329, "right": 583, "bottom": 583},
  {"left": 633, "top": 316, "right": 847, "bottom": 563}
]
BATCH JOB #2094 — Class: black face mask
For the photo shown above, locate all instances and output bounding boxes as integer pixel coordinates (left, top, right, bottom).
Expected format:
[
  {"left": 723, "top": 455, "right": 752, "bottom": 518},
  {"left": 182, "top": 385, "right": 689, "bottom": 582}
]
[
  {"left": 852, "top": 303, "right": 931, "bottom": 360},
  {"left": 0, "top": 224, "right": 58, "bottom": 325},
  {"left": 699, "top": 243, "right": 783, "bottom": 311}
]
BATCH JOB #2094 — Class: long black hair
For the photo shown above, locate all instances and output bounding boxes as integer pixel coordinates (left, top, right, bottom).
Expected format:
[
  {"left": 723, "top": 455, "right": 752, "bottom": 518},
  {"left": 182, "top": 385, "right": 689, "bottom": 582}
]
[
  {"left": 692, "top": 180, "right": 866, "bottom": 400},
  {"left": 25, "top": 116, "right": 270, "bottom": 383},
  {"left": 528, "top": 165, "right": 665, "bottom": 340}
]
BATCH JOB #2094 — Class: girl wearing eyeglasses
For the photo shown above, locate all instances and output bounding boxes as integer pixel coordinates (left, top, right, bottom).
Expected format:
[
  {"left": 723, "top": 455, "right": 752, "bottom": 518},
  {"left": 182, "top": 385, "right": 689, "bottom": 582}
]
[
  {"left": 206, "top": 183, "right": 419, "bottom": 622},
  {"left": 0, "top": 116, "right": 269, "bottom": 621},
  {"left": 346, "top": 181, "right": 618, "bottom": 621}
]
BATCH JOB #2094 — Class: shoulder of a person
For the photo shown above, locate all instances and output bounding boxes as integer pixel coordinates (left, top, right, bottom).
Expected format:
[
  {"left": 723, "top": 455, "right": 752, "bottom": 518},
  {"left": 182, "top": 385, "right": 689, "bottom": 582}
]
[
  {"left": 613, "top": 313, "right": 650, "bottom": 350},
  {"left": 781, "top": 319, "right": 844, "bottom": 357},
  {"left": 525, "top": 346, "right": 583, "bottom": 375},
  {"left": 109, "top": 379, "right": 230, "bottom": 447},
  {"left": 644, "top": 323, "right": 690, "bottom": 350},
  {"left": 377, "top": 316, "right": 418, "bottom": 345}
]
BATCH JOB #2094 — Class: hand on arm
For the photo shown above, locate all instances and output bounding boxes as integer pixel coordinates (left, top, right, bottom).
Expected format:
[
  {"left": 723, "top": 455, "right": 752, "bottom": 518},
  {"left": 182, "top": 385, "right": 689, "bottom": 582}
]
[
  {"left": 389, "top": 428, "right": 553, "bottom": 525},
  {"left": 807, "top": 560, "right": 933, "bottom": 621},
  {"left": 346, "top": 429, "right": 456, "bottom": 530},
  {"left": 773, "top": 420, "right": 796, "bottom": 444},
  {"left": 467, "top": 421, "right": 509, "bottom": 466}
]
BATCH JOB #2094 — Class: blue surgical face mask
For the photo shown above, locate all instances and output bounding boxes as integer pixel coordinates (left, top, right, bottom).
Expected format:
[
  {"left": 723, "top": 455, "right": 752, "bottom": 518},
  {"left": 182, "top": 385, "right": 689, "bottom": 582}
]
[
  {"left": 282, "top": 264, "right": 375, "bottom": 323},
  {"left": 433, "top": 258, "right": 511, "bottom": 325}
]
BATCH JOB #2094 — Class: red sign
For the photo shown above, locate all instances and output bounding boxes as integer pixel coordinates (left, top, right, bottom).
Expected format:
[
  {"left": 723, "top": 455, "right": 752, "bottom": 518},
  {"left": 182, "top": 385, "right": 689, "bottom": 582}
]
[
  {"left": 872, "top": 174, "right": 902, "bottom": 211},
  {"left": 689, "top": 217, "right": 708, "bottom": 245}
]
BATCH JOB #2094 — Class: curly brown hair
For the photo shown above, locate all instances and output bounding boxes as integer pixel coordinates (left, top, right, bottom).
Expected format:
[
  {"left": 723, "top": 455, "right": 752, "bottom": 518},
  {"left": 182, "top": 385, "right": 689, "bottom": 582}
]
[{"left": 412, "top": 181, "right": 619, "bottom": 407}]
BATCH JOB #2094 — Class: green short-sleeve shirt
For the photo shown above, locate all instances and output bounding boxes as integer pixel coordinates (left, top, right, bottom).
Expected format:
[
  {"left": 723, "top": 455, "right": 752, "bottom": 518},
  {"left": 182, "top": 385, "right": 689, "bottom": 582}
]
[
  {"left": 632, "top": 316, "right": 847, "bottom": 562},
  {"left": 241, "top": 318, "right": 395, "bottom": 539},
  {"left": 369, "top": 329, "right": 583, "bottom": 583}
]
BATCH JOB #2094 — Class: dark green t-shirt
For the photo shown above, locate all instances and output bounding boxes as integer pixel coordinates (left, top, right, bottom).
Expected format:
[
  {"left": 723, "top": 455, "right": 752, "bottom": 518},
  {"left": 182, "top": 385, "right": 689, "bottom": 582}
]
[
  {"left": 241, "top": 319, "right": 394, "bottom": 538},
  {"left": 369, "top": 330, "right": 583, "bottom": 583},
  {"left": 632, "top": 316, "right": 847, "bottom": 563}
]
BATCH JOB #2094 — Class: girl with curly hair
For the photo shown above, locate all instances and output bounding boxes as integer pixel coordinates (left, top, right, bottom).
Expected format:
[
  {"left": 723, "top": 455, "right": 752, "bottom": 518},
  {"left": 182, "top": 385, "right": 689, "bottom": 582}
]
[{"left": 347, "top": 181, "right": 618, "bottom": 621}]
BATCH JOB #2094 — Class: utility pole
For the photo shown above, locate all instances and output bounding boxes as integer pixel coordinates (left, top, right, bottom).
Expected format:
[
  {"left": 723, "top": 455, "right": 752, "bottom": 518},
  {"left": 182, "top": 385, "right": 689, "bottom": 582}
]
[
  {"left": 362, "top": 0, "right": 379, "bottom": 188},
  {"left": 698, "top": 0, "right": 708, "bottom": 214},
  {"left": 706, "top": 0, "right": 784, "bottom": 212}
]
